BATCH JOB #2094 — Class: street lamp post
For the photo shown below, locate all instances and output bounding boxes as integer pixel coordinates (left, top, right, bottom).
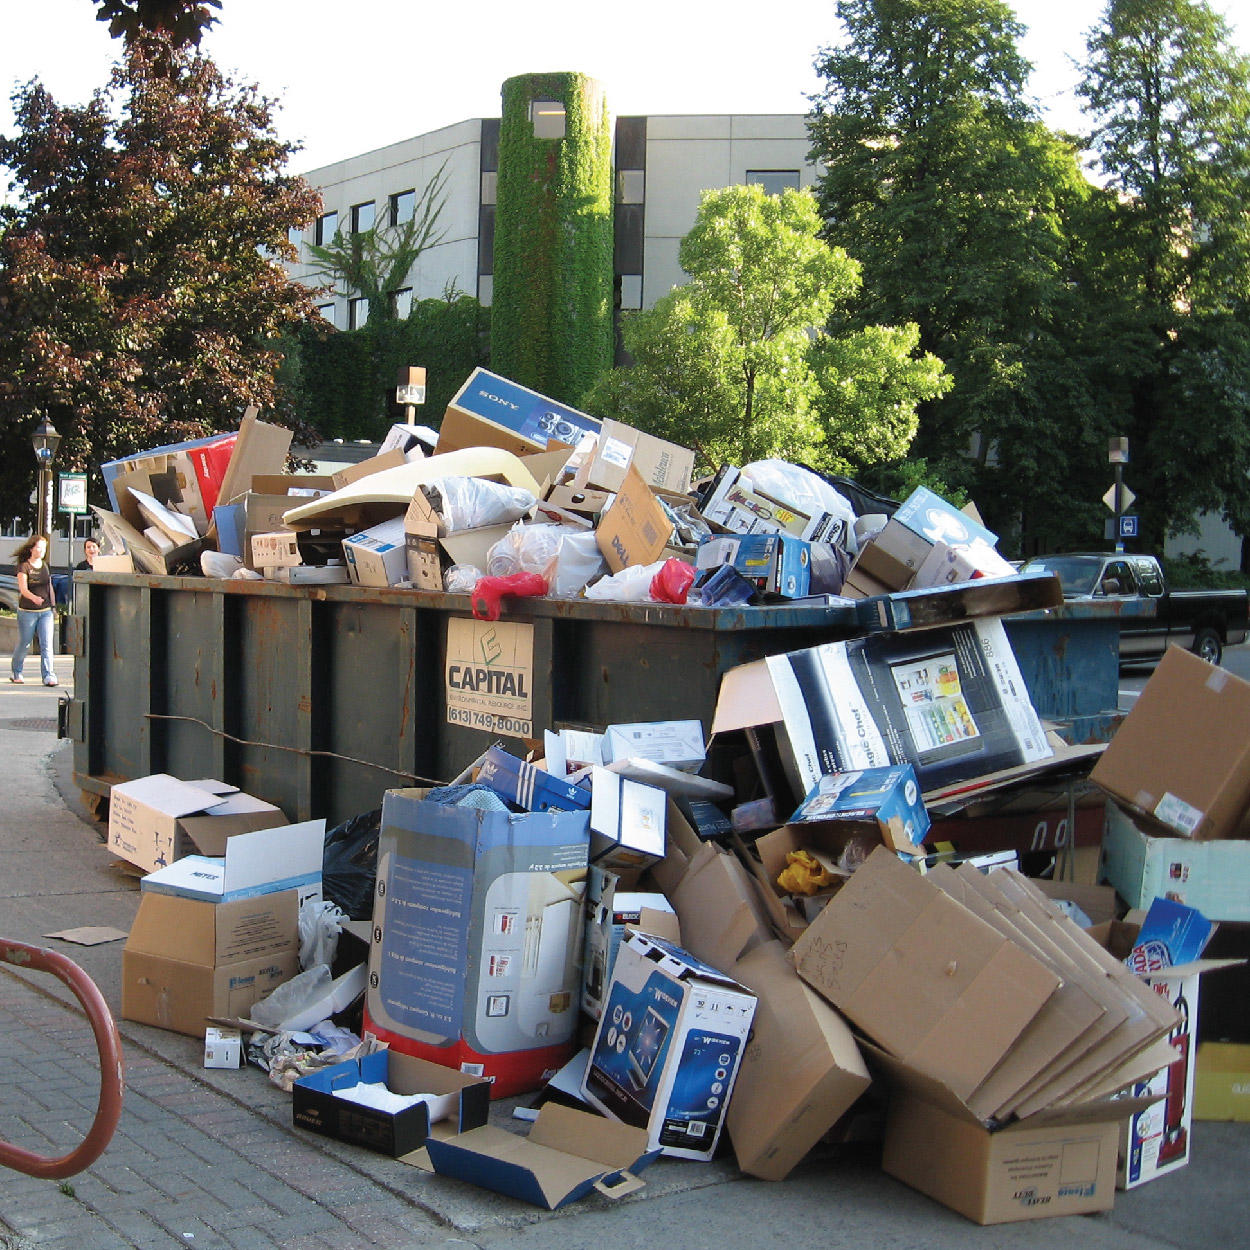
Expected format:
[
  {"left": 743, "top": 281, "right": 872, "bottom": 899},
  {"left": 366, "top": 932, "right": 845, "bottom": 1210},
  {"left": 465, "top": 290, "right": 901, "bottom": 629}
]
[{"left": 30, "top": 416, "right": 61, "bottom": 538}]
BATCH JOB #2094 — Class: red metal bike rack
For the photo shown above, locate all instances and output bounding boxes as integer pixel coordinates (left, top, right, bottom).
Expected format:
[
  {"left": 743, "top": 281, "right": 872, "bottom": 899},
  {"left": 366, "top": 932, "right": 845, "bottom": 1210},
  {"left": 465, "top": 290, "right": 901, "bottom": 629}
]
[{"left": 1, "top": 940, "right": 124, "bottom": 1178}]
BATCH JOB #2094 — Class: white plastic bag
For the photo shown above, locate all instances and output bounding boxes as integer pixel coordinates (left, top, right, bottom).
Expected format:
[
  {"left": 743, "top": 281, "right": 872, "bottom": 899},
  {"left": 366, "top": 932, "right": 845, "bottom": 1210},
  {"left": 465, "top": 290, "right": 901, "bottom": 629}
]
[
  {"left": 299, "top": 898, "right": 346, "bottom": 970},
  {"left": 583, "top": 560, "right": 667, "bottom": 603},
  {"left": 550, "top": 529, "right": 607, "bottom": 596},
  {"left": 740, "top": 460, "right": 858, "bottom": 550},
  {"left": 248, "top": 964, "right": 333, "bottom": 1032},
  {"left": 432, "top": 476, "right": 535, "bottom": 532}
]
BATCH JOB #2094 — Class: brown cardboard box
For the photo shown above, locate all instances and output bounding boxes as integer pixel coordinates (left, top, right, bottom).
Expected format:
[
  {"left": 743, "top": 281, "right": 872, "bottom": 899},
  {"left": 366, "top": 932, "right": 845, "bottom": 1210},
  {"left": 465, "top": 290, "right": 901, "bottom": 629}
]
[
  {"left": 404, "top": 489, "right": 444, "bottom": 590},
  {"left": 852, "top": 517, "right": 932, "bottom": 590},
  {"left": 121, "top": 888, "right": 300, "bottom": 1036},
  {"left": 572, "top": 419, "right": 695, "bottom": 496},
  {"left": 1090, "top": 645, "right": 1250, "bottom": 841},
  {"left": 595, "top": 464, "right": 672, "bottom": 572}
]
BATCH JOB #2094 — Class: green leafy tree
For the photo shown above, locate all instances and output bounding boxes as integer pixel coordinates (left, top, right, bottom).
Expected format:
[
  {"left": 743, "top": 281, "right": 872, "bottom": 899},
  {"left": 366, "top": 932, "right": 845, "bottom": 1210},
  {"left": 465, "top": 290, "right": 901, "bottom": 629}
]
[
  {"left": 584, "top": 184, "right": 948, "bottom": 472},
  {"left": 1077, "top": 0, "right": 1250, "bottom": 549},
  {"left": 304, "top": 161, "right": 450, "bottom": 326},
  {"left": 810, "top": 0, "right": 1104, "bottom": 552},
  {"left": 0, "top": 35, "right": 323, "bottom": 518}
]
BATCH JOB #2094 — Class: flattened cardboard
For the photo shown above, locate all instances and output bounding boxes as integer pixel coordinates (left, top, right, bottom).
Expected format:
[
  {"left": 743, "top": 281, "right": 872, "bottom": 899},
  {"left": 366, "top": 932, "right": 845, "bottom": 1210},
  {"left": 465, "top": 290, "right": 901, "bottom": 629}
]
[
  {"left": 1091, "top": 646, "right": 1250, "bottom": 841},
  {"left": 212, "top": 409, "right": 294, "bottom": 522},
  {"left": 790, "top": 847, "right": 1061, "bottom": 1101},
  {"left": 727, "top": 940, "right": 871, "bottom": 1180},
  {"left": 293, "top": 1050, "right": 491, "bottom": 1158},
  {"left": 425, "top": 1102, "right": 657, "bottom": 1209}
]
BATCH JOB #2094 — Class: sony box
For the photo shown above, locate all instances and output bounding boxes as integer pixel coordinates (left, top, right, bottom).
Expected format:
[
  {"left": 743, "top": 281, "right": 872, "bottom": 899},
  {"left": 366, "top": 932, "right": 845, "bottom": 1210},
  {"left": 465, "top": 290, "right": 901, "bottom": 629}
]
[{"left": 581, "top": 930, "right": 756, "bottom": 1160}]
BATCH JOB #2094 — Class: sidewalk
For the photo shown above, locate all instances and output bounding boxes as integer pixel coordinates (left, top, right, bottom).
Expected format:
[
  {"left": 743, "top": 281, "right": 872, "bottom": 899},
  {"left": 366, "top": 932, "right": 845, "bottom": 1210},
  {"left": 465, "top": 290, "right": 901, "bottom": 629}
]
[{"left": 1, "top": 657, "right": 1247, "bottom": 1249}]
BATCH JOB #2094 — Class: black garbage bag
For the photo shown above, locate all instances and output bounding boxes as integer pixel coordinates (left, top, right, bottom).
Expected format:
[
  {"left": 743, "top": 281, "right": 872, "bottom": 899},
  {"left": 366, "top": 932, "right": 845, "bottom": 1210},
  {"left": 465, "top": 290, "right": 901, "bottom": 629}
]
[{"left": 321, "top": 807, "right": 382, "bottom": 921}]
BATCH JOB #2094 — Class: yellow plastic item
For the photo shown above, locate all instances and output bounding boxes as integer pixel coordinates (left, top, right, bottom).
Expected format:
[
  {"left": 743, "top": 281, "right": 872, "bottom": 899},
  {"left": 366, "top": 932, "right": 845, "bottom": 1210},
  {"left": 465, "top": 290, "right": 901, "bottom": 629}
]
[
  {"left": 776, "top": 848, "right": 839, "bottom": 896},
  {"left": 281, "top": 447, "right": 542, "bottom": 530}
]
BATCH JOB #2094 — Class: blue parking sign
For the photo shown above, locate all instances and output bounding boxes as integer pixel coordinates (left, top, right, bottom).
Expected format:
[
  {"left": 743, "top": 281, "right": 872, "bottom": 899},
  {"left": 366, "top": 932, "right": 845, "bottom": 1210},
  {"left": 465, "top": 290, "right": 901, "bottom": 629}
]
[{"left": 1118, "top": 514, "right": 1139, "bottom": 538}]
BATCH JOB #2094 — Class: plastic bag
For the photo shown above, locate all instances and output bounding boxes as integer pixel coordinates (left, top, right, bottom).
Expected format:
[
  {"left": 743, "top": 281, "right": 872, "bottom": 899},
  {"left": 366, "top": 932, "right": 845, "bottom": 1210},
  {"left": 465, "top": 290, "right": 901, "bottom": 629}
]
[
  {"left": 299, "top": 897, "right": 347, "bottom": 971},
  {"left": 549, "top": 529, "right": 607, "bottom": 597},
  {"left": 442, "top": 564, "right": 481, "bottom": 594},
  {"left": 809, "top": 541, "right": 853, "bottom": 595},
  {"left": 584, "top": 561, "right": 668, "bottom": 603},
  {"left": 201, "top": 550, "right": 245, "bottom": 579},
  {"left": 248, "top": 964, "right": 333, "bottom": 1032},
  {"left": 322, "top": 808, "right": 381, "bottom": 921},
  {"left": 471, "top": 571, "right": 548, "bottom": 621},
  {"left": 650, "top": 558, "right": 696, "bottom": 604},
  {"left": 429, "top": 476, "right": 535, "bottom": 532}
]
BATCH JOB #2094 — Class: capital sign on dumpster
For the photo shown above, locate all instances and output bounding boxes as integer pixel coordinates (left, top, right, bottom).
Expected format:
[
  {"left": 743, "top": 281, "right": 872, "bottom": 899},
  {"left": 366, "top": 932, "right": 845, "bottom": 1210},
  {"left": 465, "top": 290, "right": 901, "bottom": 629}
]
[{"left": 445, "top": 618, "right": 534, "bottom": 737}]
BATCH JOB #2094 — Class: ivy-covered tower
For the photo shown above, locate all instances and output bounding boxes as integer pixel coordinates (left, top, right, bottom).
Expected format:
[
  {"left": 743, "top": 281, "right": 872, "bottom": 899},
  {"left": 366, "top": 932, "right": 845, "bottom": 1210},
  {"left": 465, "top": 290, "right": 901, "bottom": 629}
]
[{"left": 491, "top": 72, "right": 614, "bottom": 406}]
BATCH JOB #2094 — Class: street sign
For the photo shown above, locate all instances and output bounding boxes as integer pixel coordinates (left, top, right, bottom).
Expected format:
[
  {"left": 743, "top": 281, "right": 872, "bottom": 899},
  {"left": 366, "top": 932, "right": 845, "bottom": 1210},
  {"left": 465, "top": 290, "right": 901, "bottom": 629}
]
[
  {"left": 58, "top": 472, "right": 88, "bottom": 515},
  {"left": 1103, "top": 483, "right": 1136, "bottom": 512},
  {"left": 1118, "top": 514, "right": 1139, "bottom": 539}
]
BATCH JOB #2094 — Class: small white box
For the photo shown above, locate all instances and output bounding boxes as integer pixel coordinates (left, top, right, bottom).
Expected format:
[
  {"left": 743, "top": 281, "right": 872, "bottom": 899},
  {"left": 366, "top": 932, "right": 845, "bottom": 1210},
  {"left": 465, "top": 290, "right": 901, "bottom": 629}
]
[
  {"left": 204, "top": 1026, "right": 242, "bottom": 1069},
  {"left": 342, "top": 516, "right": 409, "bottom": 587},
  {"left": 604, "top": 720, "right": 706, "bottom": 773}
]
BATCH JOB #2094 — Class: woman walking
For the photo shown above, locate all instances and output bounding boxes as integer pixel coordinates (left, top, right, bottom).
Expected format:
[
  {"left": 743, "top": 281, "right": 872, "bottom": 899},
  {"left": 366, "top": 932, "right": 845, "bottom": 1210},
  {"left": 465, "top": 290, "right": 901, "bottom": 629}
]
[{"left": 10, "top": 533, "right": 57, "bottom": 687}]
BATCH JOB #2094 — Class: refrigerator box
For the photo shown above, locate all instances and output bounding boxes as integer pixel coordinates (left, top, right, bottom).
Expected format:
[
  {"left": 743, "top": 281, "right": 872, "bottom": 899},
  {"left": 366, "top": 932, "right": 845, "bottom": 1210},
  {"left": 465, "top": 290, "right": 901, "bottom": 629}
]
[
  {"left": 363, "top": 788, "right": 590, "bottom": 1098},
  {"left": 1091, "top": 646, "right": 1250, "bottom": 841},
  {"left": 581, "top": 930, "right": 756, "bottom": 1161},
  {"left": 292, "top": 1049, "right": 491, "bottom": 1158}
]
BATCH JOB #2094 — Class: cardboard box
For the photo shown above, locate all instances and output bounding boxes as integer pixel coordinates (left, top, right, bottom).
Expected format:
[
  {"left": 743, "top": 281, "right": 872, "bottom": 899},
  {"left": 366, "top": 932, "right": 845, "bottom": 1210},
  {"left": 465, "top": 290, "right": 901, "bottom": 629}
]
[
  {"left": 697, "top": 533, "right": 811, "bottom": 598},
  {"left": 476, "top": 745, "right": 591, "bottom": 813},
  {"left": 853, "top": 517, "right": 933, "bottom": 590},
  {"left": 213, "top": 492, "right": 305, "bottom": 568},
  {"left": 436, "top": 368, "right": 601, "bottom": 457},
  {"left": 595, "top": 464, "right": 672, "bottom": 572},
  {"left": 204, "top": 1026, "right": 242, "bottom": 1069},
  {"left": 581, "top": 867, "right": 677, "bottom": 1021},
  {"left": 1091, "top": 646, "right": 1250, "bottom": 841},
  {"left": 425, "top": 1102, "right": 658, "bottom": 1209},
  {"left": 343, "top": 516, "right": 409, "bottom": 587},
  {"left": 1100, "top": 799, "right": 1250, "bottom": 919},
  {"left": 365, "top": 788, "right": 590, "bottom": 1097},
  {"left": 603, "top": 720, "right": 706, "bottom": 773},
  {"left": 572, "top": 418, "right": 694, "bottom": 496},
  {"left": 588, "top": 767, "right": 666, "bottom": 873},
  {"left": 581, "top": 930, "right": 756, "bottom": 1160},
  {"left": 251, "top": 531, "right": 301, "bottom": 569},
  {"left": 726, "top": 940, "right": 871, "bottom": 1180},
  {"left": 292, "top": 1049, "right": 491, "bottom": 1158},
  {"left": 711, "top": 618, "right": 1052, "bottom": 802},
  {"left": 122, "top": 888, "right": 300, "bottom": 1036},
  {"left": 882, "top": 1092, "right": 1121, "bottom": 1224},
  {"left": 437, "top": 523, "right": 515, "bottom": 572},
  {"left": 839, "top": 564, "right": 894, "bottom": 601},
  {"left": 789, "top": 764, "right": 930, "bottom": 854},
  {"left": 209, "top": 409, "right": 294, "bottom": 525},
  {"left": 544, "top": 483, "right": 611, "bottom": 521},
  {"left": 697, "top": 464, "right": 851, "bottom": 545},
  {"left": 90, "top": 505, "right": 202, "bottom": 576},
  {"left": 1194, "top": 1042, "right": 1250, "bottom": 1121},
  {"left": 106, "top": 448, "right": 212, "bottom": 536},
  {"left": 404, "top": 488, "right": 444, "bottom": 590},
  {"left": 890, "top": 485, "right": 998, "bottom": 555},
  {"left": 138, "top": 818, "right": 325, "bottom": 904},
  {"left": 107, "top": 774, "right": 286, "bottom": 874}
]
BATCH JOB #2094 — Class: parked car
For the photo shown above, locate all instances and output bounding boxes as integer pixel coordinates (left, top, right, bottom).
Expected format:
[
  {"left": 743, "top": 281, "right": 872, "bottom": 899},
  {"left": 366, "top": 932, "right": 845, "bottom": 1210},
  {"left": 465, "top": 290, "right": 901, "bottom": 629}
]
[
  {"left": 1017, "top": 552, "right": 1249, "bottom": 666},
  {"left": 0, "top": 573, "right": 18, "bottom": 614}
]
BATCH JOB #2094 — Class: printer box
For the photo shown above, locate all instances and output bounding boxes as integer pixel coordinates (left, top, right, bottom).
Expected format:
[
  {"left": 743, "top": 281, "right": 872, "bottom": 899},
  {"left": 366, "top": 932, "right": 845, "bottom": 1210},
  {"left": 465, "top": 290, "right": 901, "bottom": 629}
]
[
  {"left": 789, "top": 765, "right": 930, "bottom": 854},
  {"left": 343, "top": 516, "right": 409, "bottom": 587},
  {"left": 581, "top": 930, "right": 756, "bottom": 1160},
  {"left": 365, "top": 788, "right": 590, "bottom": 1098}
]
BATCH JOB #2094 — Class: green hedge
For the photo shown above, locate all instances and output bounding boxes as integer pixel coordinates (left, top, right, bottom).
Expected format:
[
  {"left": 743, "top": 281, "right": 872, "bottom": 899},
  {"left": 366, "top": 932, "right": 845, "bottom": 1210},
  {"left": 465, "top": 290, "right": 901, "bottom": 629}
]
[
  {"left": 283, "top": 296, "right": 490, "bottom": 441},
  {"left": 491, "top": 72, "right": 614, "bottom": 406}
]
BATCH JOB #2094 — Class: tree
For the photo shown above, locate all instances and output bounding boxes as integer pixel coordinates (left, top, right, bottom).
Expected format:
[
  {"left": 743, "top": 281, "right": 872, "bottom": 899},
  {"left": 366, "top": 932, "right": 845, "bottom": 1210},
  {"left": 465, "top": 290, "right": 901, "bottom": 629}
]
[
  {"left": 1077, "top": 0, "right": 1250, "bottom": 548},
  {"left": 809, "top": 0, "right": 1104, "bottom": 552},
  {"left": 304, "top": 161, "right": 450, "bottom": 326},
  {"left": 584, "top": 184, "right": 948, "bottom": 472},
  {"left": 0, "top": 35, "right": 322, "bottom": 517},
  {"left": 93, "top": 0, "right": 220, "bottom": 47}
]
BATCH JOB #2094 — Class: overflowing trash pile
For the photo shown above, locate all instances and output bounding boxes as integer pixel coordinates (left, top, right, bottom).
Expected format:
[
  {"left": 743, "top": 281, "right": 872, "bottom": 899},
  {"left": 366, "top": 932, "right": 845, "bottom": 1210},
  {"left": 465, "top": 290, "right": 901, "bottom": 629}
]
[
  {"left": 92, "top": 366, "right": 1249, "bottom": 1224},
  {"left": 90, "top": 366, "right": 1021, "bottom": 614}
]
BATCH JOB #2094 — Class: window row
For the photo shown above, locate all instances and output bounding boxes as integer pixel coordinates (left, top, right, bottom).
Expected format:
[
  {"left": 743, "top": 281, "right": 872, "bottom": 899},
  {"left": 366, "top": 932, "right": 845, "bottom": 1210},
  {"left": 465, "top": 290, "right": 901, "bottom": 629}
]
[
  {"left": 316, "top": 287, "right": 413, "bottom": 330},
  {"left": 311, "top": 189, "right": 417, "bottom": 246}
]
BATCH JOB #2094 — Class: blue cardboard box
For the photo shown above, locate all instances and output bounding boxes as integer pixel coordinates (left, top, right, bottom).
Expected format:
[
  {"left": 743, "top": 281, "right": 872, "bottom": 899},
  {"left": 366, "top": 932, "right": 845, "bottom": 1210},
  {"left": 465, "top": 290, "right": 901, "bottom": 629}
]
[
  {"left": 791, "top": 765, "right": 930, "bottom": 853},
  {"left": 581, "top": 930, "right": 756, "bottom": 1160},
  {"left": 438, "top": 367, "right": 600, "bottom": 455},
  {"left": 697, "top": 533, "right": 811, "bottom": 598},
  {"left": 476, "top": 745, "right": 591, "bottom": 813}
]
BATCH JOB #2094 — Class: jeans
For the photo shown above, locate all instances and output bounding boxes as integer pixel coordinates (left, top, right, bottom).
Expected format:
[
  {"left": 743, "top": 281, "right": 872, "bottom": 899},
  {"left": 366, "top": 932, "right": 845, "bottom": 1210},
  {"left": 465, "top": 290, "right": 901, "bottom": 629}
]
[{"left": 12, "top": 608, "right": 55, "bottom": 683}]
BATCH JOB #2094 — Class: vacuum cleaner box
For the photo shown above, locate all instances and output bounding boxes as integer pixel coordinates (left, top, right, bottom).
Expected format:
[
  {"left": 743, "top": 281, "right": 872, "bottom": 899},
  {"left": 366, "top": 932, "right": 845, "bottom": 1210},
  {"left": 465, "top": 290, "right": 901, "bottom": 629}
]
[
  {"left": 364, "top": 787, "right": 590, "bottom": 1098},
  {"left": 581, "top": 930, "right": 756, "bottom": 1160}
]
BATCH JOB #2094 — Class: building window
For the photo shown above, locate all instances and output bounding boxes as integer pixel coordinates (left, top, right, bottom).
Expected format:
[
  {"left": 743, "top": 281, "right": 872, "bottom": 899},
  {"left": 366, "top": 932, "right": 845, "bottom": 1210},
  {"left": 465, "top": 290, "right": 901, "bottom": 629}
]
[
  {"left": 390, "top": 190, "right": 415, "bottom": 227},
  {"left": 615, "top": 203, "right": 643, "bottom": 275},
  {"left": 615, "top": 116, "right": 646, "bottom": 170},
  {"left": 390, "top": 287, "right": 413, "bottom": 319},
  {"left": 529, "top": 98, "right": 566, "bottom": 140},
  {"left": 616, "top": 169, "right": 644, "bottom": 205},
  {"left": 746, "top": 170, "right": 801, "bottom": 196},
  {"left": 351, "top": 201, "right": 375, "bottom": 233},
  {"left": 348, "top": 297, "right": 369, "bottom": 329},
  {"left": 316, "top": 303, "right": 336, "bottom": 327},
  {"left": 315, "top": 211, "right": 338, "bottom": 245},
  {"left": 478, "top": 203, "right": 495, "bottom": 275}
]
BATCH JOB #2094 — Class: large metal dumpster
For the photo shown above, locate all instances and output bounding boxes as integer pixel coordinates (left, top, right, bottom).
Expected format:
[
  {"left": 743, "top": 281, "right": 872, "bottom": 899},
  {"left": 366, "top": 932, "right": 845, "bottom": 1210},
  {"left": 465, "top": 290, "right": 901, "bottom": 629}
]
[{"left": 65, "top": 572, "right": 1126, "bottom": 827}]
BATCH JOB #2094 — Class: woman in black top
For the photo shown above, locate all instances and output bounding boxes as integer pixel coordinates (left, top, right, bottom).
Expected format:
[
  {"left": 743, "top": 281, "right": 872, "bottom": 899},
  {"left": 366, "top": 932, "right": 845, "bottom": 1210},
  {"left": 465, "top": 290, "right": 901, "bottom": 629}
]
[{"left": 11, "top": 533, "right": 57, "bottom": 686}]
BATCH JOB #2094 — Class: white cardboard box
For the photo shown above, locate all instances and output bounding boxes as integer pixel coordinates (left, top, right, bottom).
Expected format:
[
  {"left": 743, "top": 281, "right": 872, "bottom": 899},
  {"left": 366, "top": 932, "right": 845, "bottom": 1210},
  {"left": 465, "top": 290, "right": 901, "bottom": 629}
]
[{"left": 342, "top": 516, "right": 409, "bottom": 587}]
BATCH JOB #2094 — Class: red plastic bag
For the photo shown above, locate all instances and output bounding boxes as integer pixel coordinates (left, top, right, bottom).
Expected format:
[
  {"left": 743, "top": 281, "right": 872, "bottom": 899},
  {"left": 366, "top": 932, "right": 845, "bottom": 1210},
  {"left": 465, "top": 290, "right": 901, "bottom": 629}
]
[
  {"left": 649, "top": 558, "right": 695, "bottom": 605},
  {"left": 471, "top": 572, "right": 549, "bottom": 621}
]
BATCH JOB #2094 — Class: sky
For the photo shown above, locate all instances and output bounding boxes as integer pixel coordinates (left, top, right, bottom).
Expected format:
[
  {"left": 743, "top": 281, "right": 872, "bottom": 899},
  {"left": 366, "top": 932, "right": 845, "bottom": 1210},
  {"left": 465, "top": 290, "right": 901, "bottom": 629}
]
[{"left": 0, "top": 0, "right": 1246, "bottom": 174}]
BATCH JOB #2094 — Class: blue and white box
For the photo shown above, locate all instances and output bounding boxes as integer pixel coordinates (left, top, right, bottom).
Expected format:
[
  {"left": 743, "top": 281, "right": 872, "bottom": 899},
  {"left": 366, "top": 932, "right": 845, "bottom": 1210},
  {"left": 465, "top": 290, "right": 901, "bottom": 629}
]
[
  {"left": 790, "top": 765, "right": 930, "bottom": 853},
  {"left": 581, "top": 930, "right": 756, "bottom": 1160},
  {"left": 477, "top": 746, "right": 591, "bottom": 813},
  {"left": 444, "top": 368, "right": 601, "bottom": 451},
  {"left": 697, "top": 533, "right": 811, "bottom": 599}
]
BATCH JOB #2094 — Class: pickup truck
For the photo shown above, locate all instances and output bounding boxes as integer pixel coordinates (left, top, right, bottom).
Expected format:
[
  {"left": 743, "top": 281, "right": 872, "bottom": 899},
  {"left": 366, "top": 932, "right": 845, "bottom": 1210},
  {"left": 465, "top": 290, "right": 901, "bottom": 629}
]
[{"left": 1017, "top": 552, "right": 1249, "bottom": 666}]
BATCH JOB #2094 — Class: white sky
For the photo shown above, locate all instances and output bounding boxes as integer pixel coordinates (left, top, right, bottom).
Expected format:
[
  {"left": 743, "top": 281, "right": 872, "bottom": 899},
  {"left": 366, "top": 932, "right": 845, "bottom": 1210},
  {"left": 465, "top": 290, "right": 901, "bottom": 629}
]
[{"left": 0, "top": 0, "right": 1245, "bottom": 173}]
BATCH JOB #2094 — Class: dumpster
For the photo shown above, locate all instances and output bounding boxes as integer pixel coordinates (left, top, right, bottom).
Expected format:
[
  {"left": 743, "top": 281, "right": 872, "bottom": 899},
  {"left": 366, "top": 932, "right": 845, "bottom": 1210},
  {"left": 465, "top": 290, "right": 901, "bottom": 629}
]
[{"left": 65, "top": 572, "right": 1126, "bottom": 828}]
